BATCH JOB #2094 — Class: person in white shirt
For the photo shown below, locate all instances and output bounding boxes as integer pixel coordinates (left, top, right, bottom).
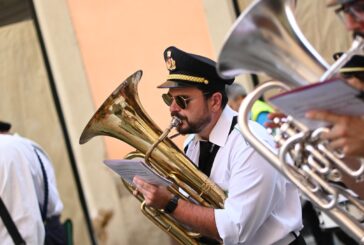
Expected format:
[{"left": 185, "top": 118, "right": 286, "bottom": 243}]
[
  {"left": 0, "top": 121, "right": 45, "bottom": 244},
  {"left": 17, "top": 135, "right": 66, "bottom": 244},
  {"left": 133, "top": 46, "right": 304, "bottom": 244},
  {"left": 0, "top": 121, "right": 66, "bottom": 245}
]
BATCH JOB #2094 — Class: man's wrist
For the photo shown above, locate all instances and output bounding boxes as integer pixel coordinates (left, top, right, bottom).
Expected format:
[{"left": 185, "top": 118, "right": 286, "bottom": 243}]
[{"left": 163, "top": 195, "right": 180, "bottom": 214}]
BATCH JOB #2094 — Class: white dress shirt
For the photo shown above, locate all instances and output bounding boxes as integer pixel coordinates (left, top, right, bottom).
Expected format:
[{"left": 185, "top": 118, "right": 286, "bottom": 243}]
[
  {"left": 15, "top": 135, "right": 64, "bottom": 218},
  {"left": 185, "top": 106, "right": 303, "bottom": 245},
  {"left": 0, "top": 135, "right": 45, "bottom": 245}
]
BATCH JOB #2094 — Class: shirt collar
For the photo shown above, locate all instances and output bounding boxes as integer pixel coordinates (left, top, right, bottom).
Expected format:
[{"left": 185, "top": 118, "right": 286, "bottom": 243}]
[
  {"left": 190, "top": 105, "right": 237, "bottom": 147},
  {"left": 208, "top": 105, "right": 237, "bottom": 147}
]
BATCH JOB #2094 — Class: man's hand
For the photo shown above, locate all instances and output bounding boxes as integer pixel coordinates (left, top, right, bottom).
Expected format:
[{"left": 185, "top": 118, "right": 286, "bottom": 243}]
[
  {"left": 133, "top": 176, "right": 173, "bottom": 209},
  {"left": 264, "top": 112, "right": 287, "bottom": 129},
  {"left": 306, "top": 110, "right": 364, "bottom": 157},
  {"left": 133, "top": 177, "right": 220, "bottom": 240},
  {"left": 347, "top": 77, "right": 364, "bottom": 91}
]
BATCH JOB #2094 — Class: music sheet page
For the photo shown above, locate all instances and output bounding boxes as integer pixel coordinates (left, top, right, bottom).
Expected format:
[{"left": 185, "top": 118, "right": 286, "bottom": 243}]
[
  {"left": 269, "top": 78, "right": 364, "bottom": 129},
  {"left": 104, "top": 159, "right": 172, "bottom": 186}
]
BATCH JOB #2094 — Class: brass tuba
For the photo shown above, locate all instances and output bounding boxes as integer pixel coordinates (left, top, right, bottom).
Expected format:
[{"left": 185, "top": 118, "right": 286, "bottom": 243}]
[
  {"left": 217, "top": 0, "right": 364, "bottom": 243},
  {"left": 79, "top": 70, "right": 226, "bottom": 245}
]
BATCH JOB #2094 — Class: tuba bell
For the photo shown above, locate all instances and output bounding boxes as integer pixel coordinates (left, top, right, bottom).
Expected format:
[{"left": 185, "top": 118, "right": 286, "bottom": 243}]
[
  {"left": 217, "top": 0, "right": 364, "bottom": 243},
  {"left": 217, "top": 0, "right": 329, "bottom": 87},
  {"left": 79, "top": 70, "right": 226, "bottom": 245}
]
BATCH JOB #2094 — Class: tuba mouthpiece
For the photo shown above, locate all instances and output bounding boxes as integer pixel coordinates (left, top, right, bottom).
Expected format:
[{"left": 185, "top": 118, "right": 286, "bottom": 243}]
[{"left": 171, "top": 117, "right": 182, "bottom": 128}]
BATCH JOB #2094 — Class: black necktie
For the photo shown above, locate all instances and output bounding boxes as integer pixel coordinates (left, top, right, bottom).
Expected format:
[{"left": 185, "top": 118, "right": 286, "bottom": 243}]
[
  {"left": 198, "top": 141, "right": 219, "bottom": 177},
  {"left": 188, "top": 116, "right": 237, "bottom": 177}
]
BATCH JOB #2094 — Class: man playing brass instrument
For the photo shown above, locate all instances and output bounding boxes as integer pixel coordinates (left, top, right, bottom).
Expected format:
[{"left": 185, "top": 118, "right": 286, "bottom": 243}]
[
  {"left": 304, "top": 53, "right": 364, "bottom": 245},
  {"left": 304, "top": 0, "right": 364, "bottom": 202},
  {"left": 133, "top": 46, "right": 304, "bottom": 244},
  {"left": 306, "top": 0, "right": 364, "bottom": 159}
]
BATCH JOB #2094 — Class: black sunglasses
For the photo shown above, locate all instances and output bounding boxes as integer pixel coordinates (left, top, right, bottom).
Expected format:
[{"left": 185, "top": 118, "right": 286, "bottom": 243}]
[{"left": 162, "top": 93, "right": 209, "bottom": 109}]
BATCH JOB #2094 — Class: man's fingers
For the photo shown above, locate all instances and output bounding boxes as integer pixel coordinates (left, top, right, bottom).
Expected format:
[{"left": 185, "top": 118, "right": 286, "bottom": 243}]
[
  {"left": 133, "top": 176, "right": 156, "bottom": 193},
  {"left": 305, "top": 110, "right": 342, "bottom": 123},
  {"left": 328, "top": 138, "right": 346, "bottom": 151},
  {"left": 133, "top": 176, "right": 147, "bottom": 191},
  {"left": 320, "top": 130, "right": 339, "bottom": 141},
  {"left": 268, "top": 112, "right": 286, "bottom": 120},
  {"left": 264, "top": 121, "right": 279, "bottom": 129},
  {"left": 347, "top": 77, "right": 364, "bottom": 91}
]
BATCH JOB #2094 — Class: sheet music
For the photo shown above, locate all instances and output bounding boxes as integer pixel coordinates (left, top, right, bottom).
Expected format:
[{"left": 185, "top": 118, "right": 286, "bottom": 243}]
[
  {"left": 104, "top": 159, "right": 173, "bottom": 186},
  {"left": 268, "top": 78, "right": 364, "bottom": 129}
]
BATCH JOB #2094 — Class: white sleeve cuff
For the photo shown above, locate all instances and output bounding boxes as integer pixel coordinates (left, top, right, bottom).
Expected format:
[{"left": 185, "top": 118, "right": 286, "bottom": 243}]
[{"left": 215, "top": 208, "right": 239, "bottom": 244}]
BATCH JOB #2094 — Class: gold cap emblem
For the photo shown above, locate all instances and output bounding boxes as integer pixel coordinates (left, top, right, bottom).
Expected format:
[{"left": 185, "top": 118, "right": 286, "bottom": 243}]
[{"left": 165, "top": 50, "right": 176, "bottom": 71}]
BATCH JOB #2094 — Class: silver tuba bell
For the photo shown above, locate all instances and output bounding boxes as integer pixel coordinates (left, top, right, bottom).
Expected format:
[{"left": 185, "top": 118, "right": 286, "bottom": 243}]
[
  {"left": 217, "top": 0, "right": 329, "bottom": 87},
  {"left": 217, "top": 0, "right": 364, "bottom": 243}
]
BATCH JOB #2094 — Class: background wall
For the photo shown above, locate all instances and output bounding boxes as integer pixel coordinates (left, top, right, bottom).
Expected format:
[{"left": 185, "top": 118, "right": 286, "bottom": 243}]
[{"left": 66, "top": 0, "right": 219, "bottom": 159}]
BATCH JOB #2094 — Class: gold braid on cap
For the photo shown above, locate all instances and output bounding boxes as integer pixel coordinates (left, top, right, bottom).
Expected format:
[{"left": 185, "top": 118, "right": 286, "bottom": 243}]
[
  {"left": 340, "top": 67, "right": 364, "bottom": 73},
  {"left": 167, "top": 74, "right": 209, "bottom": 84}
]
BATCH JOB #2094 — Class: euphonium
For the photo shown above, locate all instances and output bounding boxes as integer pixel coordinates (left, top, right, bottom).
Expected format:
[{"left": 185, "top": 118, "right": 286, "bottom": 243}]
[
  {"left": 79, "top": 70, "right": 226, "bottom": 245},
  {"left": 217, "top": 0, "right": 364, "bottom": 243}
]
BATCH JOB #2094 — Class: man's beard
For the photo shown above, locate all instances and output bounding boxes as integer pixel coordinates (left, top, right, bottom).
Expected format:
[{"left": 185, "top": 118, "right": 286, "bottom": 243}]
[{"left": 171, "top": 112, "right": 211, "bottom": 135}]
